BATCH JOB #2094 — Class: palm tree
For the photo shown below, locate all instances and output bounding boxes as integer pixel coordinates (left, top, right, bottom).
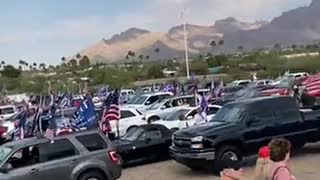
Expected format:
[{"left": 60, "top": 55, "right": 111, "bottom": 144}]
[
  {"left": 33, "top": 63, "right": 37, "bottom": 67},
  {"left": 76, "top": 53, "right": 81, "bottom": 59},
  {"left": 1, "top": 61, "right": 5, "bottom": 65},
  {"left": 210, "top": 40, "right": 217, "bottom": 48},
  {"left": 238, "top": 45, "right": 244, "bottom": 52},
  {"left": 154, "top": 48, "right": 160, "bottom": 60},
  {"left": 145, "top": 56, "right": 150, "bottom": 61},
  {"left": 138, "top": 54, "right": 144, "bottom": 63},
  {"left": 218, "top": 40, "right": 224, "bottom": 46},
  {"left": 18, "top": 66, "right": 22, "bottom": 71}
]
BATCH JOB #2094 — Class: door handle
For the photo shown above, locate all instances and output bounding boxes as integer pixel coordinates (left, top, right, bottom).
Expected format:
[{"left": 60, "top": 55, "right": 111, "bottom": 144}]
[{"left": 30, "top": 168, "right": 38, "bottom": 174}]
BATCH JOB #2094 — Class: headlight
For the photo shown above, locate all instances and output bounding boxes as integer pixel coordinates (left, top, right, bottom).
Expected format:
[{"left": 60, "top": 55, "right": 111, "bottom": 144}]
[
  {"left": 191, "top": 143, "right": 203, "bottom": 149},
  {"left": 191, "top": 136, "right": 203, "bottom": 142}
]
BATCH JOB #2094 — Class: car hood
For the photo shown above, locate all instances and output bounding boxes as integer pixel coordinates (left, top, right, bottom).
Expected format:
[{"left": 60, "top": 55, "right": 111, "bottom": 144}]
[{"left": 175, "top": 121, "right": 236, "bottom": 137}]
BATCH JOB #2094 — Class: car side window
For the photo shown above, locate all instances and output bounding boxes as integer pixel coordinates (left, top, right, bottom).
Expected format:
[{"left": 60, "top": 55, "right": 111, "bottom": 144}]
[
  {"left": 76, "top": 133, "right": 108, "bottom": 152},
  {"left": 208, "top": 107, "right": 220, "bottom": 115},
  {"left": 121, "top": 110, "right": 136, "bottom": 119},
  {"left": 145, "top": 96, "right": 159, "bottom": 105},
  {"left": 6, "top": 145, "right": 40, "bottom": 170},
  {"left": 164, "top": 101, "right": 173, "bottom": 108},
  {"left": 146, "top": 128, "right": 163, "bottom": 139},
  {"left": 250, "top": 111, "right": 275, "bottom": 123},
  {"left": 41, "top": 139, "right": 78, "bottom": 162},
  {"left": 275, "top": 109, "right": 301, "bottom": 122},
  {"left": 187, "top": 109, "right": 198, "bottom": 118}
]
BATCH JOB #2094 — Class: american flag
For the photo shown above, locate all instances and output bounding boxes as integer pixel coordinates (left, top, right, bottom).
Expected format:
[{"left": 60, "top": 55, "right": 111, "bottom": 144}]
[
  {"left": 44, "top": 128, "right": 55, "bottom": 142},
  {"left": 14, "top": 111, "right": 27, "bottom": 140},
  {"left": 304, "top": 72, "right": 320, "bottom": 96},
  {"left": 100, "top": 90, "right": 120, "bottom": 135}
]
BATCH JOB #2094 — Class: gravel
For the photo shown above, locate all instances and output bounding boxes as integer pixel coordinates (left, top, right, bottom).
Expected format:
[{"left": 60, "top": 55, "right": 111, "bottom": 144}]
[{"left": 119, "top": 143, "right": 320, "bottom": 180}]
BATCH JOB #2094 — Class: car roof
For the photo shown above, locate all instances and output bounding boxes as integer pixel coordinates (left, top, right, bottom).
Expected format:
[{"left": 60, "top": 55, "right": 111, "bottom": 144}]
[
  {"left": 225, "top": 96, "right": 293, "bottom": 106},
  {"left": 0, "top": 105, "right": 15, "bottom": 109},
  {"left": 4, "top": 129, "right": 103, "bottom": 149}
]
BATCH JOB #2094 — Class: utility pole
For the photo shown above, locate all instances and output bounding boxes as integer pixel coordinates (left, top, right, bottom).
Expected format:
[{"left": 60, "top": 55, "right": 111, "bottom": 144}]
[{"left": 181, "top": 8, "right": 190, "bottom": 79}]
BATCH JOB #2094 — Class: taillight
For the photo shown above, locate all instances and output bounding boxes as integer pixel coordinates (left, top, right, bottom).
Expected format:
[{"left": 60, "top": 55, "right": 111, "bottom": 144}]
[
  {"left": 0, "top": 126, "right": 8, "bottom": 136},
  {"left": 108, "top": 150, "right": 121, "bottom": 164}
]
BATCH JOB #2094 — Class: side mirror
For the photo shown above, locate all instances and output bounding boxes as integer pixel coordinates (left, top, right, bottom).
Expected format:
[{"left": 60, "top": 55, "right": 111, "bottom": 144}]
[
  {"left": 186, "top": 116, "right": 193, "bottom": 120},
  {"left": 160, "top": 106, "right": 166, "bottom": 110},
  {"left": 145, "top": 101, "right": 151, "bottom": 105},
  {"left": 0, "top": 163, "right": 12, "bottom": 174}
]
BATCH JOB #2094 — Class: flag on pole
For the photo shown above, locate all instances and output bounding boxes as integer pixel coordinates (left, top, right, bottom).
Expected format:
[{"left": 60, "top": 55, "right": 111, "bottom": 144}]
[
  {"left": 14, "top": 111, "right": 27, "bottom": 140},
  {"left": 100, "top": 90, "right": 120, "bottom": 135},
  {"left": 71, "top": 95, "right": 97, "bottom": 130}
]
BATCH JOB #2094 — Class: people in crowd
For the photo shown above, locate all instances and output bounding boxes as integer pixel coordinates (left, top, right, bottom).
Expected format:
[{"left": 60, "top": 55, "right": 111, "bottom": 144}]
[
  {"left": 268, "top": 138, "right": 296, "bottom": 180},
  {"left": 255, "top": 146, "right": 270, "bottom": 180}
]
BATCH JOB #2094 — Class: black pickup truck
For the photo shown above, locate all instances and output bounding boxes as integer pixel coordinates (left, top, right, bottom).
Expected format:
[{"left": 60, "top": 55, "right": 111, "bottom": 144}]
[{"left": 170, "top": 96, "right": 320, "bottom": 172}]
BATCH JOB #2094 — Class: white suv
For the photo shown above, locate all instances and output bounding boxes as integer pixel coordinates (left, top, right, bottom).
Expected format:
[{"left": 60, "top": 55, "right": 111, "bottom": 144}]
[{"left": 125, "top": 92, "right": 173, "bottom": 112}]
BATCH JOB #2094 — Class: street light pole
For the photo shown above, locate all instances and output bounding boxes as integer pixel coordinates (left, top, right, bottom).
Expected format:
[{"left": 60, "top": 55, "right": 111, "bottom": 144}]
[{"left": 181, "top": 8, "right": 190, "bottom": 79}]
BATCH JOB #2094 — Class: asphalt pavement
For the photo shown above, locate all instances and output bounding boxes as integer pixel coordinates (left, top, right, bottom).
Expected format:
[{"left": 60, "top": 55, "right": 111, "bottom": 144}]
[{"left": 120, "top": 143, "right": 320, "bottom": 180}]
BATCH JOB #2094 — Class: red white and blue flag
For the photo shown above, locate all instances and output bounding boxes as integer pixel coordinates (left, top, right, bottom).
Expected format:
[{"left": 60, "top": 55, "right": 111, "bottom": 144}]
[
  {"left": 304, "top": 72, "right": 320, "bottom": 96},
  {"left": 100, "top": 90, "right": 120, "bottom": 135}
]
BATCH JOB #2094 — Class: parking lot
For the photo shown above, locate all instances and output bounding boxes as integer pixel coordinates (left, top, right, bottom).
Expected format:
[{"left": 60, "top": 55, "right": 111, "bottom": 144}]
[{"left": 120, "top": 143, "right": 320, "bottom": 180}]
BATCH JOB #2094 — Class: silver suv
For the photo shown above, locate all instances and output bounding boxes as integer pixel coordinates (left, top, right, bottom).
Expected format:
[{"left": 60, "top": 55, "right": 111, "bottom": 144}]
[{"left": 0, "top": 130, "right": 121, "bottom": 180}]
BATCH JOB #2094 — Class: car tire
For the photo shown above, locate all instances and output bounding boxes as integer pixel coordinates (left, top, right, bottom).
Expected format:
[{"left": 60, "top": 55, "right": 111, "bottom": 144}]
[
  {"left": 78, "top": 171, "right": 106, "bottom": 180},
  {"left": 213, "top": 145, "right": 243, "bottom": 174},
  {"left": 187, "top": 165, "right": 204, "bottom": 171}
]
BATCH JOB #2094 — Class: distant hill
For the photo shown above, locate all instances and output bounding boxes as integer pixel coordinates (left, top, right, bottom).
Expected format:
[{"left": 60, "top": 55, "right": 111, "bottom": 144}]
[
  {"left": 223, "top": 0, "right": 320, "bottom": 50},
  {"left": 78, "top": 17, "right": 266, "bottom": 63}
]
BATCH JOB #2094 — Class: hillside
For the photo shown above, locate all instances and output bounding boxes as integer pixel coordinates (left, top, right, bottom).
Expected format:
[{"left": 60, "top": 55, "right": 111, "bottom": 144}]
[{"left": 78, "top": 17, "right": 266, "bottom": 63}]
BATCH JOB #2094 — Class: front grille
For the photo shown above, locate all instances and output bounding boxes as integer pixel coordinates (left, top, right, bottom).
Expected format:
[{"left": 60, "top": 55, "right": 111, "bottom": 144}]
[{"left": 173, "top": 135, "right": 191, "bottom": 148}]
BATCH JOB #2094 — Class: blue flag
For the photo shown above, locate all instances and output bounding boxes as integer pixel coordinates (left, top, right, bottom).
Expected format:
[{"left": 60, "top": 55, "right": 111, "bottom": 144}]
[{"left": 72, "top": 95, "right": 97, "bottom": 130}]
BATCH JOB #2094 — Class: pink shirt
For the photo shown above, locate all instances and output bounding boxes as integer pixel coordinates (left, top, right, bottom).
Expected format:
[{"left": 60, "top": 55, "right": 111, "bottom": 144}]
[{"left": 269, "top": 162, "right": 293, "bottom": 180}]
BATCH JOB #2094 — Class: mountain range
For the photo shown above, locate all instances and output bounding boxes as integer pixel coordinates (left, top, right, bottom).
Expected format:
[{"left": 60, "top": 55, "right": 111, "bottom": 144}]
[{"left": 77, "top": 0, "right": 320, "bottom": 63}]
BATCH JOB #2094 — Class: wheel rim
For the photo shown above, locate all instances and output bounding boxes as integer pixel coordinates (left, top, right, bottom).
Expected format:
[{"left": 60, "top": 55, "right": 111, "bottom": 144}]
[
  {"left": 222, "top": 151, "right": 238, "bottom": 161},
  {"left": 87, "top": 178, "right": 99, "bottom": 180}
]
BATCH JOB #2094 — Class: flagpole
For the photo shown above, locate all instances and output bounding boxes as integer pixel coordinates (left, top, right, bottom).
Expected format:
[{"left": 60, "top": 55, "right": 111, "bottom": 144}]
[{"left": 181, "top": 8, "right": 190, "bottom": 79}]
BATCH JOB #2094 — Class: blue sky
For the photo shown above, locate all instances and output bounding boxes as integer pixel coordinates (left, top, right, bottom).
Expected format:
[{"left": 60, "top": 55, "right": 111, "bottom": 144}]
[{"left": 0, "top": 0, "right": 312, "bottom": 65}]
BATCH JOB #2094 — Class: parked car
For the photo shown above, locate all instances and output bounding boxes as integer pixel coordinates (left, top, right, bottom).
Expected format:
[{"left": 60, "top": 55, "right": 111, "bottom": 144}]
[
  {"left": 153, "top": 105, "right": 221, "bottom": 131},
  {"left": 113, "top": 124, "right": 172, "bottom": 166},
  {"left": 170, "top": 96, "right": 320, "bottom": 173},
  {"left": 0, "top": 105, "right": 18, "bottom": 121},
  {"left": 145, "top": 95, "right": 194, "bottom": 122},
  {"left": 227, "top": 80, "right": 251, "bottom": 87},
  {"left": 120, "top": 89, "right": 136, "bottom": 104},
  {"left": 110, "top": 108, "right": 146, "bottom": 137},
  {"left": 125, "top": 92, "right": 173, "bottom": 112},
  {"left": 259, "top": 77, "right": 295, "bottom": 97},
  {"left": 0, "top": 130, "right": 122, "bottom": 180}
]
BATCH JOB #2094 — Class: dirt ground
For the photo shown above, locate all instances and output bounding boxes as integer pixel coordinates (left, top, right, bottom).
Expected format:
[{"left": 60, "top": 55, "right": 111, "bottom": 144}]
[{"left": 119, "top": 143, "right": 320, "bottom": 180}]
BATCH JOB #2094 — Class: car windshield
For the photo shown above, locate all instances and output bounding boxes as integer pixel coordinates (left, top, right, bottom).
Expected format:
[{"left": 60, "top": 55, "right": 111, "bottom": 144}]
[
  {"left": 233, "top": 88, "right": 257, "bottom": 99},
  {"left": 0, "top": 146, "right": 12, "bottom": 164},
  {"left": 211, "top": 104, "right": 245, "bottom": 123},
  {"left": 165, "top": 109, "right": 190, "bottom": 121},
  {"left": 148, "top": 100, "right": 165, "bottom": 110},
  {"left": 127, "top": 95, "right": 148, "bottom": 105},
  {"left": 275, "top": 77, "right": 294, "bottom": 88},
  {"left": 122, "top": 127, "right": 145, "bottom": 141}
]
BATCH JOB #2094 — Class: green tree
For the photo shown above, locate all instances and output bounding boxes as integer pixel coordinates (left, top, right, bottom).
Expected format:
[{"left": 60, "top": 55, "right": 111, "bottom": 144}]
[
  {"left": 79, "top": 56, "right": 91, "bottom": 67},
  {"left": 1, "top": 65, "right": 21, "bottom": 78},
  {"left": 69, "top": 59, "right": 77, "bottom": 66},
  {"left": 76, "top": 53, "right": 82, "bottom": 59},
  {"left": 147, "top": 64, "right": 164, "bottom": 79}
]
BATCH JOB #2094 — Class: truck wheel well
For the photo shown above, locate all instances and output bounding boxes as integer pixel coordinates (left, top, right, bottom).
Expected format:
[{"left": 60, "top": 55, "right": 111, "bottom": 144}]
[
  {"left": 77, "top": 168, "right": 107, "bottom": 180},
  {"left": 148, "top": 116, "right": 160, "bottom": 123},
  {"left": 215, "top": 140, "right": 244, "bottom": 154},
  {"left": 127, "top": 126, "right": 138, "bottom": 133}
]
